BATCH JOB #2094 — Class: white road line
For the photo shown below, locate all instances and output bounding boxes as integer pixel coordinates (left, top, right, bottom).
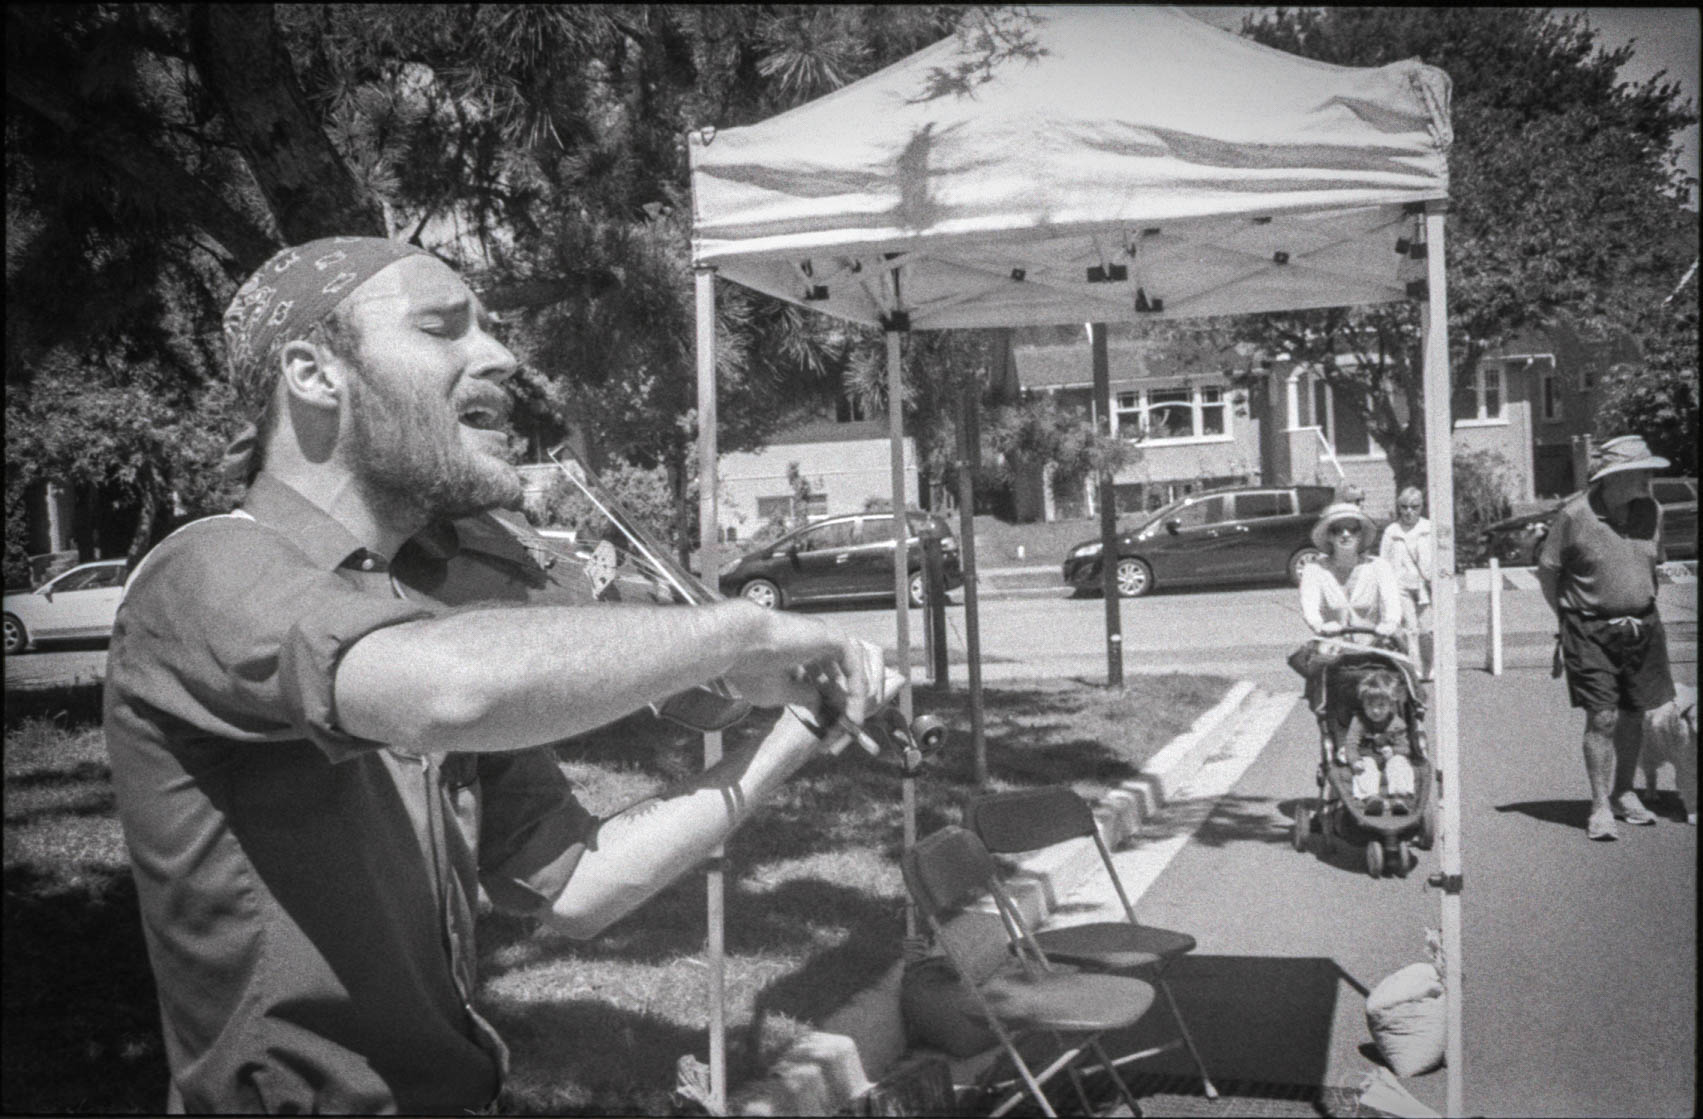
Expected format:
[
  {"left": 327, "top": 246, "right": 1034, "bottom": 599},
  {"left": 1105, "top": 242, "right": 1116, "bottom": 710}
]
[{"left": 1060, "top": 692, "right": 1299, "bottom": 913}]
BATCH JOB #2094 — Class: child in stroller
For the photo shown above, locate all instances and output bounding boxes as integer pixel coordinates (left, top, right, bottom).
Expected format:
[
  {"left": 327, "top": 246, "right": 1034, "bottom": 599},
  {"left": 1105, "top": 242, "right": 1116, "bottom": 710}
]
[{"left": 1323, "top": 648, "right": 1424, "bottom": 815}]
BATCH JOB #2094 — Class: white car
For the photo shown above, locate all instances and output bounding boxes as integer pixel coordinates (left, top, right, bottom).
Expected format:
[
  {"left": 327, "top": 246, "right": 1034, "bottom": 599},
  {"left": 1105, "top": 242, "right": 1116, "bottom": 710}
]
[{"left": 3, "top": 559, "right": 130, "bottom": 654}]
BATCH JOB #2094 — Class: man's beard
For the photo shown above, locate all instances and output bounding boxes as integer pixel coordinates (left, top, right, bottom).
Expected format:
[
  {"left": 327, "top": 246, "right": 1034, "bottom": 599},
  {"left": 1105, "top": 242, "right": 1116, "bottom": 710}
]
[{"left": 345, "top": 364, "right": 523, "bottom": 525}]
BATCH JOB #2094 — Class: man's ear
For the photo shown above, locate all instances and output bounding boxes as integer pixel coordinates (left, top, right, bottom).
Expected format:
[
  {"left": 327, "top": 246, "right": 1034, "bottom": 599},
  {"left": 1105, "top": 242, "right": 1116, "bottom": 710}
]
[{"left": 279, "top": 339, "right": 344, "bottom": 412}]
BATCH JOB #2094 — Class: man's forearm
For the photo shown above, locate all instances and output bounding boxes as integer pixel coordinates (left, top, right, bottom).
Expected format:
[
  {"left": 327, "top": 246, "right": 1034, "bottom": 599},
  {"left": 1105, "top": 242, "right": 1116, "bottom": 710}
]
[
  {"left": 336, "top": 599, "right": 769, "bottom": 751},
  {"left": 543, "top": 707, "right": 831, "bottom": 938}
]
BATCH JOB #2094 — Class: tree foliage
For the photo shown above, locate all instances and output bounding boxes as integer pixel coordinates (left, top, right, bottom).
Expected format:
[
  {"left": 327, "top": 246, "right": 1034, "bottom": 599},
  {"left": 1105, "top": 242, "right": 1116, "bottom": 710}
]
[
  {"left": 1175, "top": 7, "right": 1700, "bottom": 494},
  {"left": 5, "top": 3, "right": 979, "bottom": 583}
]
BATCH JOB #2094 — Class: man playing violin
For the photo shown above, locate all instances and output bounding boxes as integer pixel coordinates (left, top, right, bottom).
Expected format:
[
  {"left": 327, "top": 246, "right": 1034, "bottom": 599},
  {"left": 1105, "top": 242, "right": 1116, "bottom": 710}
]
[{"left": 103, "top": 237, "right": 891, "bottom": 1114}]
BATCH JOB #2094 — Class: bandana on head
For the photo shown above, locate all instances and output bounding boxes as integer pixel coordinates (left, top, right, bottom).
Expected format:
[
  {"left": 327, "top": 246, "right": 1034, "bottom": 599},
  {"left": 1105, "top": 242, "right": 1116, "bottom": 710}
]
[{"left": 220, "top": 236, "right": 437, "bottom": 482}]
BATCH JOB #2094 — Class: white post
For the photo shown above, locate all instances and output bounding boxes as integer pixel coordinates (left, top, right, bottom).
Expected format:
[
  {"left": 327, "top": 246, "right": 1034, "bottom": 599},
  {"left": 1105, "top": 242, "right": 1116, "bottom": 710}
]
[
  {"left": 1421, "top": 207, "right": 1466, "bottom": 1118},
  {"left": 693, "top": 267, "right": 727, "bottom": 1113},
  {"left": 886, "top": 326, "right": 919, "bottom": 940},
  {"left": 1487, "top": 556, "right": 1503, "bottom": 676}
]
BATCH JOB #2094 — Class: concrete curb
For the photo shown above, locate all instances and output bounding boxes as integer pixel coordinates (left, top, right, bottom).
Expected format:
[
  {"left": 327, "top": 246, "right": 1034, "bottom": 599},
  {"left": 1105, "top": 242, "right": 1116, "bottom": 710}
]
[{"left": 731, "top": 679, "right": 1264, "bottom": 1116}]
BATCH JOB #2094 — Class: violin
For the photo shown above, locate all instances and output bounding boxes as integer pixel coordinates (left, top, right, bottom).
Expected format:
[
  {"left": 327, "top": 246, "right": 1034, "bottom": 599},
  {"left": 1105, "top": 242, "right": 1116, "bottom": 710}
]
[{"left": 539, "top": 445, "right": 756, "bottom": 733}]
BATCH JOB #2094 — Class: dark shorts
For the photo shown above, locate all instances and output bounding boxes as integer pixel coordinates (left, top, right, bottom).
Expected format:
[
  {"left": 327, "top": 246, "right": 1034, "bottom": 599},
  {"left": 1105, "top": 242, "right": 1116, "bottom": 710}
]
[{"left": 1559, "top": 608, "right": 1675, "bottom": 713}]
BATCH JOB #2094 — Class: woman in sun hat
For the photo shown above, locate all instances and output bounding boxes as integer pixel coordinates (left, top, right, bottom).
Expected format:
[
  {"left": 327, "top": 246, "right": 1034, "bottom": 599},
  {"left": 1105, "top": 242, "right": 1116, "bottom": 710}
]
[
  {"left": 1300, "top": 501, "right": 1403, "bottom": 646},
  {"left": 1298, "top": 501, "right": 1409, "bottom": 807}
]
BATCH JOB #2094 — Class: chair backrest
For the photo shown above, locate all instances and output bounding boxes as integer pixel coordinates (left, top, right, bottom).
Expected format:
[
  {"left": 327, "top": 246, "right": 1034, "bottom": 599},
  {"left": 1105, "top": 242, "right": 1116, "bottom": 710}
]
[
  {"left": 965, "top": 787, "right": 1097, "bottom": 853},
  {"left": 903, "top": 826, "right": 1052, "bottom": 979},
  {"left": 901, "top": 826, "right": 1001, "bottom": 919}
]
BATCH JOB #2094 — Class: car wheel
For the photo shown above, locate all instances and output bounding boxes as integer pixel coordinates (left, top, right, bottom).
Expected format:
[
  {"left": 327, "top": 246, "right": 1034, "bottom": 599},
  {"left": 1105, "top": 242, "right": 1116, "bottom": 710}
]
[
  {"left": 907, "top": 571, "right": 928, "bottom": 608},
  {"left": 3, "top": 613, "right": 27, "bottom": 655},
  {"left": 1114, "top": 558, "right": 1152, "bottom": 598},
  {"left": 740, "top": 579, "right": 782, "bottom": 610},
  {"left": 1289, "top": 547, "right": 1324, "bottom": 585}
]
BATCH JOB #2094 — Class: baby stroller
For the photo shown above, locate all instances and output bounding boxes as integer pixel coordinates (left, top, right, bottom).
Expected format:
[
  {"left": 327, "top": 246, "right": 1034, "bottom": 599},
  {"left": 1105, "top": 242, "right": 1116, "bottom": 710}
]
[{"left": 1291, "top": 627, "right": 1436, "bottom": 878}]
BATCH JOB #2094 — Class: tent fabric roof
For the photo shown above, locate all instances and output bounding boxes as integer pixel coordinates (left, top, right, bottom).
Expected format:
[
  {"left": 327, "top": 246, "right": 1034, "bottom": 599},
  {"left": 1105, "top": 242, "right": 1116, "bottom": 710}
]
[
  {"left": 689, "top": 5, "right": 1451, "bottom": 331},
  {"left": 1015, "top": 333, "right": 1249, "bottom": 390}
]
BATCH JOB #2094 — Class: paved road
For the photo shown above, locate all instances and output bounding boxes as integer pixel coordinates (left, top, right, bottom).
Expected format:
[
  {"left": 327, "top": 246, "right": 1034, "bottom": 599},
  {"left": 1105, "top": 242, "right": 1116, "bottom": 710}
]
[
  {"left": 9, "top": 575, "right": 1694, "bottom": 691},
  {"left": 1114, "top": 667, "right": 1696, "bottom": 1117}
]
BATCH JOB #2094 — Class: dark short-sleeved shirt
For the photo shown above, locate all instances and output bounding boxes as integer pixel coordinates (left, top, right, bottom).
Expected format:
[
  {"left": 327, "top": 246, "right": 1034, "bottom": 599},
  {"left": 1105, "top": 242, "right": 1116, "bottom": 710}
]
[
  {"left": 104, "top": 474, "right": 601, "bottom": 1114},
  {"left": 1537, "top": 489, "right": 1662, "bottom": 616}
]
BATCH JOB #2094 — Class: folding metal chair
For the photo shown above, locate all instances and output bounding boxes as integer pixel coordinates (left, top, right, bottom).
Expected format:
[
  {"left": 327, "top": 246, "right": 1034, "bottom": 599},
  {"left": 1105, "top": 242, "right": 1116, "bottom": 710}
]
[
  {"left": 966, "top": 786, "right": 1220, "bottom": 1100},
  {"left": 900, "top": 825, "right": 1153, "bottom": 1117}
]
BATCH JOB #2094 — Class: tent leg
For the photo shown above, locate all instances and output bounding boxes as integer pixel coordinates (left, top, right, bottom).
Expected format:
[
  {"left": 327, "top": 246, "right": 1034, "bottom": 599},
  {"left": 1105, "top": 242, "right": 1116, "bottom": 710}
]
[
  {"left": 1090, "top": 323, "right": 1124, "bottom": 686},
  {"left": 885, "top": 328, "right": 918, "bottom": 938},
  {"left": 957, "top": 377, "right": 987, "bottom": 786},
  {"left": 1420, "top": 209, "right": 1464, "bottom": 1118},
  {"left": 694, "top": 268, "right": 727, "bottom": 1113}
]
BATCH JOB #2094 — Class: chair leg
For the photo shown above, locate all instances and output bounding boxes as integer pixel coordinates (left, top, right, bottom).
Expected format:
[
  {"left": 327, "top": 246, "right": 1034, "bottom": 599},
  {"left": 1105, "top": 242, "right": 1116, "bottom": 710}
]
[
  {"left": 1087, "top": 1035, "right": 1145, "bottom": 1117},
  {"left": 1052, "top": 1032, "right": 1096, "bottom": 1115},
  {"left": 1157, "top": 974, "right": 1218, "bottom": 1100}
]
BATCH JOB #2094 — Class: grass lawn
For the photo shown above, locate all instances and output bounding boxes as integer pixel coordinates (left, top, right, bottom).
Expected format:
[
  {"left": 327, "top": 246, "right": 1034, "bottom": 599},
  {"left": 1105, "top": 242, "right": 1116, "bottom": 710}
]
[{"left": 2, "top": 671, "right": 1231, "bottom": 1115}]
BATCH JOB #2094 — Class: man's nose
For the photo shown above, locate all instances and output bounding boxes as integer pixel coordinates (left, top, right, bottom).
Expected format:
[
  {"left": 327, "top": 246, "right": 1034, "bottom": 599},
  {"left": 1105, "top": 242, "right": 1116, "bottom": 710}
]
[{"left": 469, "top": 329, "right": 519, "bottom": 384}]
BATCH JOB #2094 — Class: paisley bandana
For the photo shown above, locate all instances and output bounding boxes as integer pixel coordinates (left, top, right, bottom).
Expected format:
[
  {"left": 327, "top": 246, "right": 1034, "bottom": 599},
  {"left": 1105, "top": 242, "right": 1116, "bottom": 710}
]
[{"left": 220, "top": 236, "right": 436, "bottom": 482}]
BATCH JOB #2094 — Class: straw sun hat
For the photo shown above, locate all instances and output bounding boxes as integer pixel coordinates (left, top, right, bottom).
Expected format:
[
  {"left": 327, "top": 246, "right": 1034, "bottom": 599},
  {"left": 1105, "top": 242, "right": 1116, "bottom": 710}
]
[
  {"left": 1310, "top": 502, "right": 1380, "bottom": 553},
  {"left": 1587, "top": 435, "right": 1670, "bottom": 483}
]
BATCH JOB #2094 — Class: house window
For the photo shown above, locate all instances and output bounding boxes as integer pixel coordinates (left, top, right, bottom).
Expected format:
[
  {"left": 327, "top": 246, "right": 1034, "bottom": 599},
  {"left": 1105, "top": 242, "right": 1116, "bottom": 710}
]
[
  {"left": 1113, "top": 385, "right": 1232, "bottom": 443},
  {"left": 1454, "top": 364, "right": 1507, "bottom": 424},
  {"left": 1540, "top": 364, "right": 1562, "bottom": 423}
]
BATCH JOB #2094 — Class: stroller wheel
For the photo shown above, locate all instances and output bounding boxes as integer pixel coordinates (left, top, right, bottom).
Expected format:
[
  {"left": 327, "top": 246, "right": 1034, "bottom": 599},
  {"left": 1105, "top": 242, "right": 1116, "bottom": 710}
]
[
  {"left": 1292, "top": 804, "right": 1313, "bottom": 852},
  {"left": 1396, "top": 841, "right": 1415, "bottom": 877},
  {"left": 1418, "top": 801, "right": 1437, "bottom": 850},
  {"left": 1365, "top": 840, "right": 1384, "bottom": 879}
]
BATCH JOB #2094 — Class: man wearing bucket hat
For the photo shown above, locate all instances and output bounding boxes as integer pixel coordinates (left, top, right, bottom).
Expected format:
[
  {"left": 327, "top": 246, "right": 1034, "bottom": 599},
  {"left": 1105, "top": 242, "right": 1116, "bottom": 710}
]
[
  {"left": 1537, "top": 434, "right": 1676, "bottom": 841},
  {"left": 102, "top": 237, "right": 891, "bottom": 1112}
]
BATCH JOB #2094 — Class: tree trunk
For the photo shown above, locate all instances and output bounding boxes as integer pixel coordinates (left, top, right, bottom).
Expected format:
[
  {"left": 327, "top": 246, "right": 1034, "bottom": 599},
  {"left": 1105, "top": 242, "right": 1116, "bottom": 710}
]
[
  {"left": 188, "top": 4, "right": 385, "bottom": 256},
  {"left": 4, "top": 66, "right": 277, "bottom": 267}
]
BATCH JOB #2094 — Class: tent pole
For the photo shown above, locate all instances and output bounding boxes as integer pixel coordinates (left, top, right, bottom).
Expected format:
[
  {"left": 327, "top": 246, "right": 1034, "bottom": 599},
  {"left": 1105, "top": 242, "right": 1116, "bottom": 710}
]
[
  {"left": 1090, "top": 323, "right": 1124, "bottom": 686},
  {"left": 1419, "top": 208, "right": 1464, "bottom": 1118},
  {"left": 886, "top": 327, "right": 919, "bottom": 940},
  {"left": 957, "top": 375, "right": 988, "bottom": 786},
  {"left": 693, "top": 267, "right": 727, "bottom": 1113}
]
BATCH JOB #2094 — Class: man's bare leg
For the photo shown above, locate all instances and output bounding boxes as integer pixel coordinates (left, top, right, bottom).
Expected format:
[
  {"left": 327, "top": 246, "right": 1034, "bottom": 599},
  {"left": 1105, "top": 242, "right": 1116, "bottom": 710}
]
[
  {"left": 1583, "top": 707, "right": 1620, "bottom": 839},
  {"left": 1610, "top": 708, "right": 1656, "bottom": 823}
]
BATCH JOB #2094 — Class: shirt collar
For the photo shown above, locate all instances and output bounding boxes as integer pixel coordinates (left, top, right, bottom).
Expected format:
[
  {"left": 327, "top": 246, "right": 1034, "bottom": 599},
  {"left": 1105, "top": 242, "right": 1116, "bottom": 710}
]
[{"left": 240, "top": 473, "right": 388, "bottom": 572}]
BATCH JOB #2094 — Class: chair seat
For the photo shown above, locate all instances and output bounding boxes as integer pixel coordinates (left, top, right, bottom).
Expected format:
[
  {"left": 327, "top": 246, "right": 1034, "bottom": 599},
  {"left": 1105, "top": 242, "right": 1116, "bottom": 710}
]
[
  {"left": 980, "top": 968, "right": 1157, "bottom": 1033},
  {"left": 1032, "top": 922, "right": 1196, "bottom": 970}
]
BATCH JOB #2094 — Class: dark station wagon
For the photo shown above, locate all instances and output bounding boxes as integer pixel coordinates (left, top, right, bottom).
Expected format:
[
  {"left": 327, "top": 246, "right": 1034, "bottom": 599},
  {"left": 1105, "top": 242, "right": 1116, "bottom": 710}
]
[
  {"left": 1062, "top": 484, "right": 1339, "bottom": 597},
  {"left": 718, "top": 511, "right": 963, "bottom": 610}
]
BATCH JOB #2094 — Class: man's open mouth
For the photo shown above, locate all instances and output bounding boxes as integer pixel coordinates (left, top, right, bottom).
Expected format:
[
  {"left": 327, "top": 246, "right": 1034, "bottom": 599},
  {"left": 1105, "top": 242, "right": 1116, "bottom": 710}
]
[{"left": 458, "top": 401, "right": 509, "bottom": 432}]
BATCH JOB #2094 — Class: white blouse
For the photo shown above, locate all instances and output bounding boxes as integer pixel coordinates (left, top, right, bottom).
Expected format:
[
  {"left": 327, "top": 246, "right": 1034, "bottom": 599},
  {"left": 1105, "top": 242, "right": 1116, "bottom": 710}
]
[
  {"left": 1380, "top": 518, "right": 1435, "bottom": 604},
  {"left": 1300, "top": 555, "right": 1402, "bottom": 636}
]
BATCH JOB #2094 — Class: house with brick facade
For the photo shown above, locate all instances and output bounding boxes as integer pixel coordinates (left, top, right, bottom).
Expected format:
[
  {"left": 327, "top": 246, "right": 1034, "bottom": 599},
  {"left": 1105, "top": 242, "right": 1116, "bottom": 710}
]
[{"left": 1006, "top": 321, "right": 1627, "bottom": 522}]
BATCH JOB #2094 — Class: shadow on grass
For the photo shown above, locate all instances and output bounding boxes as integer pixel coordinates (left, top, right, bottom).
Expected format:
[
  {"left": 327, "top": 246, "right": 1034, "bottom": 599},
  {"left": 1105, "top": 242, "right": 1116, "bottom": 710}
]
[
  {"left": 1, "top": 864, "right": 169, "bottom": 1114},
  {"left": 3, "top": 682, "right": 106, "bottom": 729}
]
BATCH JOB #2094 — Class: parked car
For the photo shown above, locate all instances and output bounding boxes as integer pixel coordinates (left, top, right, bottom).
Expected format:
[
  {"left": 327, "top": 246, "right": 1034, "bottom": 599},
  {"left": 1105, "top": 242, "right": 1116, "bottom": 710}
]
[
  {"left": 1477, "top": 476, "right": 1697, "bottom": 566},
  {"left": 1062, "top": 484, "right": 1340, "bottom": 598},
  {"left": 3, "top": 558, "right": 131, "bottom": 654},
  {"left": 718, "top": 511, "right": 963, "bottom": 609}
]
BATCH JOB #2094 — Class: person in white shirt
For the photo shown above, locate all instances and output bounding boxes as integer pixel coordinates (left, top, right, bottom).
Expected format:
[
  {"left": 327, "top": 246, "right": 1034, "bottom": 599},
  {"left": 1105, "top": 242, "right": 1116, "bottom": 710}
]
[
  {"left": 1300, "top": 502, "right": 1403, "bottom": 646},
  {"left": 1380, "top": 487, "right": 1435, "bottom": 680},
  {"left": 1299, "top": 502, "right": 1409, "bottom": 809}
]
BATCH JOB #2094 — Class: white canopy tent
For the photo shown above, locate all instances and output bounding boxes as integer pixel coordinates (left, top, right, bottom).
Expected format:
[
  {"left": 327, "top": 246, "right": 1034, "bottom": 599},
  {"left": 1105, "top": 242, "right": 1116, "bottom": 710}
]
[{"left": 688, "top": 7, "right": 1462, "bottom": 1112}]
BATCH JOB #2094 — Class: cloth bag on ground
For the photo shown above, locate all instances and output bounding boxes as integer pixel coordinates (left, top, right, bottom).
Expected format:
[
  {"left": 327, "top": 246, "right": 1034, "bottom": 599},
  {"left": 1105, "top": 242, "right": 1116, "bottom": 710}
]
[{"left": 1365, "top": 961, "right": 1446, "bottom": 1076}]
